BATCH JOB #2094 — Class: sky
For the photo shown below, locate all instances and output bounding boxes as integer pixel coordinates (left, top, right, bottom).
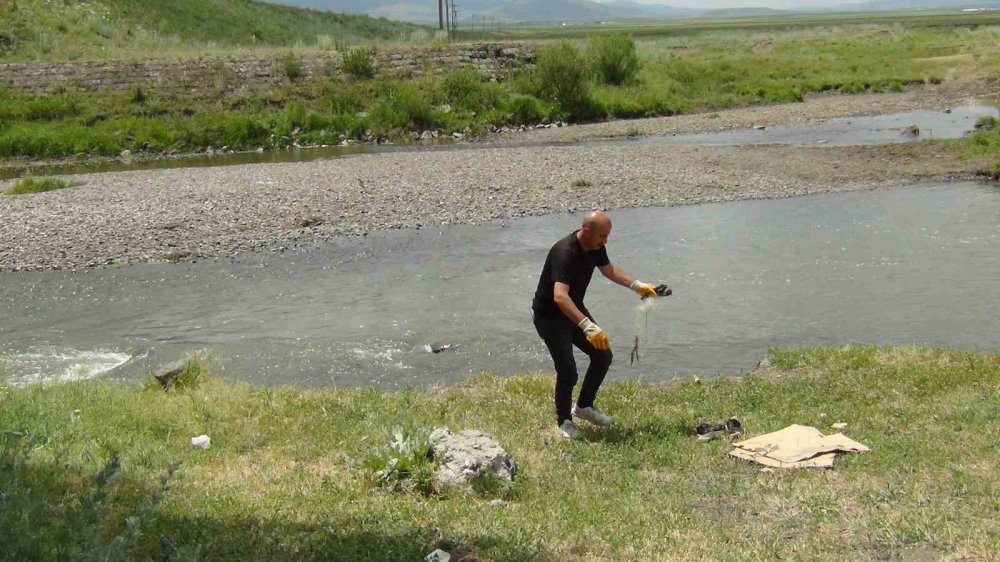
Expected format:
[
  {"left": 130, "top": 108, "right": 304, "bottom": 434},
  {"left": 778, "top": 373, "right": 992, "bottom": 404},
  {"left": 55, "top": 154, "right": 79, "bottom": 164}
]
[{"left": 596, "top": 0, "right": 870, "bottom": 9}]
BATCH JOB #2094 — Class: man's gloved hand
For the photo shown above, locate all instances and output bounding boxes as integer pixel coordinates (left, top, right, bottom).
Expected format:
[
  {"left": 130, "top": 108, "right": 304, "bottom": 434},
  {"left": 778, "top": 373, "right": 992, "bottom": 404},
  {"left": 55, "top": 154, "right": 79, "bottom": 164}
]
[
  {"left": 578, "top": 317, "right": 610, "bottom": 350},
  {"left": 629, "top": 280, "right": 658, "bottom": 299}
]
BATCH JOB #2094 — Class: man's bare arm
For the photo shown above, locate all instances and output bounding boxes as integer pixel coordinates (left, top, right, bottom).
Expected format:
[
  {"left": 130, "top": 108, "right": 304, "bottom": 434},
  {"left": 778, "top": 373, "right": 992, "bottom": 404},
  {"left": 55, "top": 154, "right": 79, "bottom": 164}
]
[
  {"left": 553, "top": 282, "right": 587, "bottom": 324},
  {"left": 599, "top": 264, "right": 636, "bottom": 289},
  {"left": 600, "top": 264, "right": 658, "bottom": 298}
]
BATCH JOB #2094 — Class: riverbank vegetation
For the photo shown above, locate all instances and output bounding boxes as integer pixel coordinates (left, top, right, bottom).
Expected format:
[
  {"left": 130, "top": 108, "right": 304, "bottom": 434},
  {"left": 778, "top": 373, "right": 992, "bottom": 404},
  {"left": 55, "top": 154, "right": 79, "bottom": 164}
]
[
  {"left": 1, "top": 22, "right": 998, "bottom": 164},
  {"left": 1, "top": 345, "right": 997, "bottom": 560},
  {"left": 5, "top": 176, "right": 77, "bottom": 194}
]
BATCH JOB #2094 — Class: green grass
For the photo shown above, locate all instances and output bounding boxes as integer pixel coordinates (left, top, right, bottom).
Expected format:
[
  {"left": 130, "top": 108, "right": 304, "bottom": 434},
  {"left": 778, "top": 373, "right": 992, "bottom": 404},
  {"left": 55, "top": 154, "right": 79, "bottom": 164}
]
[
  {"left": 5, "top": 176, "right": 77, "bottom": 194},
  {"left": 959, "top": 120, "right": 1000, "bottom": 177},
  {"left": 1, "top": 345, "right": 997, "bottom": 561},
  {"left": 0, "top": 0, "right": 430, "bottom": 62}
]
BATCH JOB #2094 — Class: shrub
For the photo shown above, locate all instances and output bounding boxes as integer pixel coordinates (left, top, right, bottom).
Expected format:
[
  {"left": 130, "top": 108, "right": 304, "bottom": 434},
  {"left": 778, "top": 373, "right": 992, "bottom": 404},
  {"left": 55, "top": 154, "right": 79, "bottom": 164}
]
[
  {"left": 6, "top": 177, "right": 77, "bottom": 195},
  {"left": 279, "top": 103, "right": 307, "bottom": 134},
  {"left": 342, "top": 47, "right": 375, "bottom": 80},
  {"left": 22, "top": 96, "right": 80, "bottom": 121},
  {"left": 144, "top": 350, "right": 211, "bottom": 391},
  {"left": 533, "top": 41, "right": 595, "bottom": 118},
  {"left": 589, "top": 34, "right": 641, "bottom": 86},
  {"left": 316, "top": 34, "right": 335, "bottom": 51},
  {"left": 369, "top": 82, "right": 436, "bottom": 134},
  {"left": 440, "top": 68, "right": 501, "bottom": 112},
  {"left": 282, "top": 52, "right": 303, "bottom": 81},
  {"left": 396, "top": 83, "right": 436, "bottom": 129},
  {"left": 975, "top": 116, "right": 999, "bottom": 131},
  {"left": 328, "top": 85, "right": 365, "bottom": 114},
  {"left": 222, "top": 115, "right": 271, "bottom": 147},
  {"left": 0, "top": 122, "right": 119, "bottom": 157},
  {"left": 505, "top": 94, "right": 547, "bottom": 125},
  {"left": 364, "top": 428, "right": 435, "bottom": 495}
]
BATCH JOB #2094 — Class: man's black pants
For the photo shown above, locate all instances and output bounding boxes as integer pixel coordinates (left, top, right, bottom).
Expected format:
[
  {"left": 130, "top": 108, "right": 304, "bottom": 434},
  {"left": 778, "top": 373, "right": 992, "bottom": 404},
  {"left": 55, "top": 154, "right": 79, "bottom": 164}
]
[{"left": 533, "top": 312, "right": 613, "bottom": 424}]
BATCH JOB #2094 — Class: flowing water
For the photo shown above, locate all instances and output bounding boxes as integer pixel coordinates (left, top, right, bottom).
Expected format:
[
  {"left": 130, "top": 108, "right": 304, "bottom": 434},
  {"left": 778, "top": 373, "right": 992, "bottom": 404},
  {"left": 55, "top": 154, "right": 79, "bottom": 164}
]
[
  {"left": 2, "top": 181, "right": 998, "bottom": 387},
  {"left": 635, "top": 104, "right": 999, "bottom": 147}
]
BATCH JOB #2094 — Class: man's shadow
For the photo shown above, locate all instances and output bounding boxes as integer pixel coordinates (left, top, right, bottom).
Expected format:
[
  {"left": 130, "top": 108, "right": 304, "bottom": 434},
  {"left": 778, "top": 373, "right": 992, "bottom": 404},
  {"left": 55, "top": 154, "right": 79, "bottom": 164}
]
[{"left": 579, "top": 419, "right": 694, "bottom": 444}]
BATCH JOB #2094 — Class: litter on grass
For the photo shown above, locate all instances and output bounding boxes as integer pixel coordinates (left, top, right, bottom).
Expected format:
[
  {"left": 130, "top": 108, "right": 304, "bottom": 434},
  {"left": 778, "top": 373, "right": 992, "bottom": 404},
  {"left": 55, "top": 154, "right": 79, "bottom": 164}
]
[{"left": 729, "top": 424, "right": 869, "bottom": 469}]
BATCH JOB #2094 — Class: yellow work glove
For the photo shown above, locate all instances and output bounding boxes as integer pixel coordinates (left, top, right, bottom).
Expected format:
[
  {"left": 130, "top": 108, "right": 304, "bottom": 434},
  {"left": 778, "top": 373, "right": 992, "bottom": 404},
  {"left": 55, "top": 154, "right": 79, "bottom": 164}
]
[
  {"left": 578, "top": 317, "right": 610, "bottom": 350},
  {"left": 629, "top": 280, "right": 658, "bottom": 299}
]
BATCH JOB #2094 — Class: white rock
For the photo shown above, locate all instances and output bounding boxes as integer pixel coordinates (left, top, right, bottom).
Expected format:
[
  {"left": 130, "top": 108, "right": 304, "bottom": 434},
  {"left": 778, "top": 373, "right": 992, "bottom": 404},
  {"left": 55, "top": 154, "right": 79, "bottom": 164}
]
[
  {"left": 425, "top": 549, "right": 451, "bottom": 562},
  {"left": 190, "top": 435, "right": 211, "bottom": 449}
]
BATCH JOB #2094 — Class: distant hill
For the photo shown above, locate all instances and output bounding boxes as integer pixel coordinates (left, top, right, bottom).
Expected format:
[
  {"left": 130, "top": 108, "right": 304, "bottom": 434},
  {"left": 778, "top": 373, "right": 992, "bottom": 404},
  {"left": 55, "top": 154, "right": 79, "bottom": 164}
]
[
  {"left": 702, "top": 7, "right": 796, "bottom": 17},
  {"left": 0, "top": 0, "right": 427, "bottom": 61},
  {"left": 829, "top": 0, "right": 1000, "bottom": 10},
  {"left": 600, "top": 1, "right": 697, "bottom": 18},
  {"left": 274, "top": 0, "right": 690, "bottom": 23},
  {"left": 270, "top": 0, "right": 1000, "bottom": 24}
]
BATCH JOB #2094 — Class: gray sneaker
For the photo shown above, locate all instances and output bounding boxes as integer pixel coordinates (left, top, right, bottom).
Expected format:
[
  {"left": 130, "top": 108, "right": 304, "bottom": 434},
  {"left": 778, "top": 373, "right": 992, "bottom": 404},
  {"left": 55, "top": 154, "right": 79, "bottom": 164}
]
[
  {"left": 572, "top": 405, "right": 613, "bottom": 427},
  {"left": 556, "top": 419, "right": 580, "bottom": 439}
]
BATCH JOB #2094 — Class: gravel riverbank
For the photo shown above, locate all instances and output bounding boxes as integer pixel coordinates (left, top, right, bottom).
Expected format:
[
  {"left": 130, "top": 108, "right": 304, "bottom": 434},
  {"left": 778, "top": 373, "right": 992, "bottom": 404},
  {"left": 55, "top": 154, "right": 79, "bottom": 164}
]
[{"left": 1, "top": 82, "right": 996, "bottom": 271}]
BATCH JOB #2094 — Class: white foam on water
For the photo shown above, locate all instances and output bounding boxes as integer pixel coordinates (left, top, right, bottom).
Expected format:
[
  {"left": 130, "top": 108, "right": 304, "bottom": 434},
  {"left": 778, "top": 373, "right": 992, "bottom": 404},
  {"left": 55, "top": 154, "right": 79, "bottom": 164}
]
[
  {"left": 351, "top": 347, "right": 404, "bottom": 362},
  {"left": 0, "top": 348, "right": 132, "bottom": 386}
]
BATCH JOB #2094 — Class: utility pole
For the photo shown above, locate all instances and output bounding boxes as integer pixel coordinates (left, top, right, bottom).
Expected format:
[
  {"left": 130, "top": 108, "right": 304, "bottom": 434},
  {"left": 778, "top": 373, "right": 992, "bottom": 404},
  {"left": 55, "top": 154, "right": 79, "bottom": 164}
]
[{"left": 438, "top": 0, "right": 445, "bottom": 31}]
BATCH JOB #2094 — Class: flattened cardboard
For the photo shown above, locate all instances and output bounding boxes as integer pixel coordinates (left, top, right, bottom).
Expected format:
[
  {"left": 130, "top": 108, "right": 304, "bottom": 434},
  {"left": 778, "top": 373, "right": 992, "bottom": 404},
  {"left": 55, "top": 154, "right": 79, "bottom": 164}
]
[{"left": 729, "top": 424, "right": 870, "bottom": 468}]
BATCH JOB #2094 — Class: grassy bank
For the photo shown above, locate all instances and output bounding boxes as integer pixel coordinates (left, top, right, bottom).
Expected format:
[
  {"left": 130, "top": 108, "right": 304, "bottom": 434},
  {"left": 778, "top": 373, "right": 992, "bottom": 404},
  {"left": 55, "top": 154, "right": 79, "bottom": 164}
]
[
  {"left": 2, "top": 22, "right": 998, "bottom": 164},
  {"left": 0, "top": 0, "right": 431, "bottom": 62},
  {"left": 1, "top": 346, "right": 997, "bottom": 561}
]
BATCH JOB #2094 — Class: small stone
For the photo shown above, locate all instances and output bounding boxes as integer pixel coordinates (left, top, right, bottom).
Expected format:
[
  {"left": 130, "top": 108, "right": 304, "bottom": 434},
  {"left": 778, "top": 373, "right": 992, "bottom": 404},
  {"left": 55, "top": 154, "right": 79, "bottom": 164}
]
[
  {"left": 425, "top": 550, "right": 451, "bottom": 562},
  {"left": 831, "top": 422, "right": 848, "bottom": 430},
  {"left": 120, "top": 149, "right": 132, "bottom": 159},
  {"left": 153, "top": 359, "right": 186, "bottom": 389}
]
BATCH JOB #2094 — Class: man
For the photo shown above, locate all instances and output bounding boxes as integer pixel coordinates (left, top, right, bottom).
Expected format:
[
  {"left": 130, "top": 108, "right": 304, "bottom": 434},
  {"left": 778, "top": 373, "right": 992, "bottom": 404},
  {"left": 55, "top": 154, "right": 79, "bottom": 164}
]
[{"left": 532, "top": 210, "right": 659, "bottom": 439}]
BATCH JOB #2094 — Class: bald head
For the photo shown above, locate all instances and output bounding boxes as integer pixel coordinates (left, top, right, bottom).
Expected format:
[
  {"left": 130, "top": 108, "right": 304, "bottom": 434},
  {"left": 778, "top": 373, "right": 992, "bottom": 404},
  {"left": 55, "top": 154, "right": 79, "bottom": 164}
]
[
  {"left": 583, "top": 210, "right": 612, "bottom": 231},
  {"left": 578, "top": 210, "right": 612, "bottom": 250}
]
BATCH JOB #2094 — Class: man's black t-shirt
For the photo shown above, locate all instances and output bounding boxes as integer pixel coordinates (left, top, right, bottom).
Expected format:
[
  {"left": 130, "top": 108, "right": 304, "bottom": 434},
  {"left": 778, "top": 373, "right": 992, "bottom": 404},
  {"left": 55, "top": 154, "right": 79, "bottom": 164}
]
[{"left": 532, "top": 230, "right": 610, "bottom": 319}]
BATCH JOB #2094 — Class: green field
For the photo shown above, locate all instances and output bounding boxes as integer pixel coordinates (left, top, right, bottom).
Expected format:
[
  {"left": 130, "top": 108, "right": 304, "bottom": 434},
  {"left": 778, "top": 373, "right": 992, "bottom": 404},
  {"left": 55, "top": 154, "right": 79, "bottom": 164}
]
[{"left": 1, "top": 345, "right": 997, "bottom": 560}]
